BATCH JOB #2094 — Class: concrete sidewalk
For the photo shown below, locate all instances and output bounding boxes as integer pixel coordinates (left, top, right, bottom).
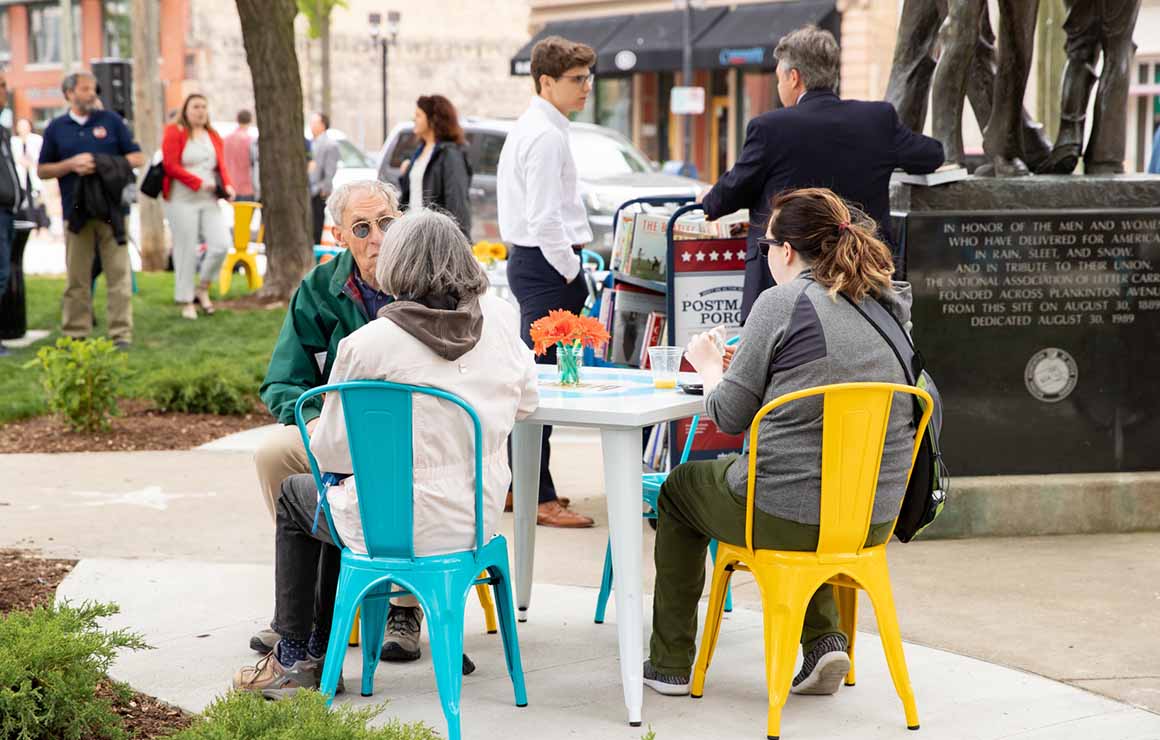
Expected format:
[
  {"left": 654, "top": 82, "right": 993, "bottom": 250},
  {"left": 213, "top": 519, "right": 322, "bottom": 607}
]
[
  {"left": 55, "top": 558, "right": 1160, "bottom": 740},
  {"left": 5, "top": 429, "right": 1160, "bottom": 719}
]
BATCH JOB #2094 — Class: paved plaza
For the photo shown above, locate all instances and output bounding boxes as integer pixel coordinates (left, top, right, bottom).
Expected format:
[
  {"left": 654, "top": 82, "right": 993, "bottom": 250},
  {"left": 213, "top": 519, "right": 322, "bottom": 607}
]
[{"left": 4, "top": 425, "right": 1159, "bottom": 738}]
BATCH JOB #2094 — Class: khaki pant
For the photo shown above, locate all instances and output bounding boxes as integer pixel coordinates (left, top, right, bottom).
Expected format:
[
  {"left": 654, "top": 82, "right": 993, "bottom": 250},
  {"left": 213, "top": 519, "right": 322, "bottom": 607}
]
[
  {"left": 255, "top": 424, "right": 418, "bottom": 607},
  {"left": 63, "top": 221, "right": 133, "bottom": 342}
]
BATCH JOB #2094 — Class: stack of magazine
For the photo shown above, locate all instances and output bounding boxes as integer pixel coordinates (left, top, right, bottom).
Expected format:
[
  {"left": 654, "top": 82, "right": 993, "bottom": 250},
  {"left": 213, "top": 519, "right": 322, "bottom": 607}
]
[{"left": 601, "top": 207, "right": 747, "bottom": 367}]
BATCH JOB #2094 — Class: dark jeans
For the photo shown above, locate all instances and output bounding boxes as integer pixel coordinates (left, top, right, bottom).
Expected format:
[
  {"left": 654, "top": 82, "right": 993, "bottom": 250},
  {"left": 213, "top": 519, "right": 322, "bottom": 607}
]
[
  {"left": 649, "top": 455, "right": 894, "bottom": 675},
  {"left": 272, "top": 474, "right": 343, "bottom": 642},
  {"left": 310, "top": 194, "right": 327, "bottom": 246},
  {"left": 506, "top": 245, "right": 589, "bottom": 503},
  {"left": 0, "top": 210, "right": 13, "bottom": 297}
]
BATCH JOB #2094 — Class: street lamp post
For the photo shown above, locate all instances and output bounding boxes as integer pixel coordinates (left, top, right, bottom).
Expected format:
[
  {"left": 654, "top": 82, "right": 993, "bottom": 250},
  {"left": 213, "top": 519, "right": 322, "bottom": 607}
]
[{"left": 368, "top": 11, "right": 401, "bottom": 147}]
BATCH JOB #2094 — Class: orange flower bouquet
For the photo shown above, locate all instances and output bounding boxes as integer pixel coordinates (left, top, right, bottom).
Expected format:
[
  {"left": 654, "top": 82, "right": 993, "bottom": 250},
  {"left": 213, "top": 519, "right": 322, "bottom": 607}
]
[{"left": 529, "top": 310, "right": 611, "bottom": 386}]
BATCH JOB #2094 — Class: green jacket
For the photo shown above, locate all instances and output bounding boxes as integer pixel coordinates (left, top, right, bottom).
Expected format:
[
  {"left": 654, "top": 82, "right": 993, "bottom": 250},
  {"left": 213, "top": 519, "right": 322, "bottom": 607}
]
[{"left": 260, "top": 250, "right": 372, "bottom": 426}]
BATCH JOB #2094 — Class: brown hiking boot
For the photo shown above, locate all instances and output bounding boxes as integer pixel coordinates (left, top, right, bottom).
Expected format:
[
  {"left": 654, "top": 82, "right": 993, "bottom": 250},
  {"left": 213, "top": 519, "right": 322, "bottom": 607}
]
[
  {"left": 537, "top": 500, "right": 593, "bottom": 528},
  {"left": 232, "top": 651, "right": 316, "bottom": 700}
]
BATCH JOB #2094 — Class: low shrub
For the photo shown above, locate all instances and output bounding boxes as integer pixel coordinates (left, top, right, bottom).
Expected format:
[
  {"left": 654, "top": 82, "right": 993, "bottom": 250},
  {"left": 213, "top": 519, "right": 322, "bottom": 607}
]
[
  {"left": 25, "top": 337, "right": 127, "bottom": 432},
  {"left": 145, "top": 363, "right": 260, "bottom": 416},
  {"left": 172, "top": 690, "right": 441, "bottom": 740},
  {"left": 0, "top": 601, "right": 148, "bottom": 740}
]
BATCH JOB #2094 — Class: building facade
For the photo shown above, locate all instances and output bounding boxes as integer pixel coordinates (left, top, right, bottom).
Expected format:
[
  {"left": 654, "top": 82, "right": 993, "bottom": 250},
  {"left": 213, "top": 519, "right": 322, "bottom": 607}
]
[
  {"left": 187, "top": 0, "right": 532, "bottom": 154},
  {"left": 0, "top": 0, "right": 188, "bottom": 130}
]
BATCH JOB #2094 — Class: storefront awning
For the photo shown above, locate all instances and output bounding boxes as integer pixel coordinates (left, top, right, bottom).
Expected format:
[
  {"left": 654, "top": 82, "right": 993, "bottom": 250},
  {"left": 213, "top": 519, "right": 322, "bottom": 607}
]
[
  {"left": 596, "top": 7, "right": 728, "bottom": 75},
  {"left": 510, "top": 16, "right": 633, "bottom": 76},
  {"left": 693, "top": 0, "right": 838, "bottom": 70}
]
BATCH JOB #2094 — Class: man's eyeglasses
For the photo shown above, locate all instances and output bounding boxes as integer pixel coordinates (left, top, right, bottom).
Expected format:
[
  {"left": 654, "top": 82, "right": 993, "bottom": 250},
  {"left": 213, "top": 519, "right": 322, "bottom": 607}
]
[
  {"left": 557, "top": 73, "right": 595, "bottom": 86},
  {"left": 350, "top": 216, "right": 395, "bottom": 239}
]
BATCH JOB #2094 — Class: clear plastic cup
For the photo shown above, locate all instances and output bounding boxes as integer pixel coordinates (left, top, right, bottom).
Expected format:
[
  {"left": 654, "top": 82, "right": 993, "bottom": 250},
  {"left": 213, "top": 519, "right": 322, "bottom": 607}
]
[{"left": 648, "top": 346, "right": 684, "bottom": 389}]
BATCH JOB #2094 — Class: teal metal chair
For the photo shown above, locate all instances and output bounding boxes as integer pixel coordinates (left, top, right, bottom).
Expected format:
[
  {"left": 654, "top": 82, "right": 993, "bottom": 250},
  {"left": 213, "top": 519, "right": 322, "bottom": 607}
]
[
  {"left": 580, "top": 248, "right": 605, "bottom": 271},
  {"left": 594, "top": 336, "right": 740, "bottom": 623},
  {"left": 294, "top": 380, "right": 527, "bottom": 740}
]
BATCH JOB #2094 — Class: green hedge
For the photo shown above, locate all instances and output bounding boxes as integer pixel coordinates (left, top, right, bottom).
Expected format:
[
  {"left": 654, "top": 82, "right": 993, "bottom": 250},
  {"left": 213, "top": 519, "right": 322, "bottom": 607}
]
[
  {"left": 0, "top": 601, "right": 147, "bottom": 740},
  {"left": 172, "top": 690, "right": 441, "bottom": 740},
  {"left": 145, "top": 363, "right": 263, "bottom": 416}
]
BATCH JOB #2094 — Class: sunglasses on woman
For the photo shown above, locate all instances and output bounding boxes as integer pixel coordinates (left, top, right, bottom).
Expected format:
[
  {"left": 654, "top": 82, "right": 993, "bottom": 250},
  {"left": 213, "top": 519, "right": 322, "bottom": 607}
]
[
  {"left": 350, "top": 216, "right": 396, "bottom": 239},
  {"left": 757, "top": 237, "right": 782, "bottom": 257}
]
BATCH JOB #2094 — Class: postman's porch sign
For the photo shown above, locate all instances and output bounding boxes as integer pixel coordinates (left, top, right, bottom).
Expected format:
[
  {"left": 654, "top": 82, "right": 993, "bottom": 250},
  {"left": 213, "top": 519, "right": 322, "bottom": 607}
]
[{"left": 666, "top": 235, "right": 747, "bottom": 466}]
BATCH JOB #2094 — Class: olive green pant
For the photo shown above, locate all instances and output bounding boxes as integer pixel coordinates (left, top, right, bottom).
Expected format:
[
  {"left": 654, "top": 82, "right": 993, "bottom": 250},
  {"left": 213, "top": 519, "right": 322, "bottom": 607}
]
[{"left": 649, "top": 455, "right": 893, "bottom": 675}]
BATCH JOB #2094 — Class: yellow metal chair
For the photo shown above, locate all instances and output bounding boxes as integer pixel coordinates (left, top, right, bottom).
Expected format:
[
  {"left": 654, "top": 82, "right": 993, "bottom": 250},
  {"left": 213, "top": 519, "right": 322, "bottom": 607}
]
[
  {"left": 346, "top": 576, "right": 500, "bottom": 646},
  {"left": 219, "top": 201, "right": 264, "bottom": 294},
  {"left": 690, "top": 382, "right": 933, "bottom": 740}
]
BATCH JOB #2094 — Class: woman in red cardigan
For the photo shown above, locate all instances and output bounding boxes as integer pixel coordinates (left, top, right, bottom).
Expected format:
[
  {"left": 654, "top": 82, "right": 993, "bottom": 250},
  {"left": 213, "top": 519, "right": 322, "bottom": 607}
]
[{"left": 162, "top": 93, "right": 236, "bottom": 319}]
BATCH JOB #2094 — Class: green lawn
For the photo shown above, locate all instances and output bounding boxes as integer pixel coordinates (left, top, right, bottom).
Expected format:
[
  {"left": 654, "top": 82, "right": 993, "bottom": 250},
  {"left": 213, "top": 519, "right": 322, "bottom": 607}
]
[{"left": 0, "top": 272, "right": 287, "bottom": 424}]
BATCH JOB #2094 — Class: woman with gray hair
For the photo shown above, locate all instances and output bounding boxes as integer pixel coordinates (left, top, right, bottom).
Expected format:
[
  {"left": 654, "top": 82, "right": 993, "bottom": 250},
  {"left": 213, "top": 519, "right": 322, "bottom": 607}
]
[{"left": 232, "top": 209, "right": 539, "bottom": 698}]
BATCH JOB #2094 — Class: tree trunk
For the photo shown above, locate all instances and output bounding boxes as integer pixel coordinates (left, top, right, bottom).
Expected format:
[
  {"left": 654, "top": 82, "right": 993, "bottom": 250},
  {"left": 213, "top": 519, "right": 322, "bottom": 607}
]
[
  {"left": 321, "top": 8, "right": 332, "bottom": 116},
  {"left": 131, "top": 0, "right": 166, "bottom": 272},
  {"left": 236, "top": 0, "right": 313, "bottom": 300}
]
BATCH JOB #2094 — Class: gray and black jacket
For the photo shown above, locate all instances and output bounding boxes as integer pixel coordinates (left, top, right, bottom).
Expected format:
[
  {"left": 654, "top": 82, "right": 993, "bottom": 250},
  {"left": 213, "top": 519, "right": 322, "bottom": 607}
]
[
  {"left": 705, "top": 270, "right": 914, "bottom": 526},
  {"left": 0, "top": 126, "right": 25, "bottom": 214},
  {"left": 397, "top": 141, "right": 473, "bottom": 241}
]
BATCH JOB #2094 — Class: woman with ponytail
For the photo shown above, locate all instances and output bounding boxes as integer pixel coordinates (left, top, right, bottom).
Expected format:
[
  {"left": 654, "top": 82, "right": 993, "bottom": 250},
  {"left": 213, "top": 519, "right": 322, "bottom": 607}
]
[{"left": 643, "top": 187, "right": 916, "bottom": 700}]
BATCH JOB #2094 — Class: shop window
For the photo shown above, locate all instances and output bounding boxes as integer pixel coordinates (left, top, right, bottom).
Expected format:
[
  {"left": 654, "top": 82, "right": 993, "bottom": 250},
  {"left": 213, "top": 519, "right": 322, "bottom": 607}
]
[
  {"left": 28, "top": 3, "right": 83, "bottom": 65},
  {"left": 596, "top": 76, "right": 632, "bottom": 140},
  {"left": 103, "top": 0, "right": 132, "bottom": 59},
  {"left": 0, "top": 10, "right": 10, "bottom": 68}
]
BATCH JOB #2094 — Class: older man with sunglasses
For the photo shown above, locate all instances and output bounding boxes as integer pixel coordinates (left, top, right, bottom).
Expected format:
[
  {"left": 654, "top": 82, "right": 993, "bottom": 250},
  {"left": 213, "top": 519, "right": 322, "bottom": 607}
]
[{"left": 251, "top": 180, "right": 429, "bottom": 665}]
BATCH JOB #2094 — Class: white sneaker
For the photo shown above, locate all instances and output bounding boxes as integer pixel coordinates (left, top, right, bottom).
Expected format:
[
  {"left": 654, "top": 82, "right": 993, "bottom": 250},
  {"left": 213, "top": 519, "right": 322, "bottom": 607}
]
[{"left": 643, "top": 660, "right": 690, "bottom": 696}]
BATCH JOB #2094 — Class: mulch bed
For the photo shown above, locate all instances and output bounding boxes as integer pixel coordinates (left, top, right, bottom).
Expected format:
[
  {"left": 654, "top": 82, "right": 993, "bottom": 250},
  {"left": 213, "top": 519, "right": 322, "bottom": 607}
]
[
  {"left": 0, "top": 549, "right": 195, "bottom": 738},
  {"left": 0, "top": 399, "right": 272, "bottom": 454}
]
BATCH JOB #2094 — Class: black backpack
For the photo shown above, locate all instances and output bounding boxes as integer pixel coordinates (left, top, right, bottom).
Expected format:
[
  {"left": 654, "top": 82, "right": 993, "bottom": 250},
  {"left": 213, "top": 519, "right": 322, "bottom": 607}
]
[{"left": 843, "top": 294, "right": 949, "bottom": 543}]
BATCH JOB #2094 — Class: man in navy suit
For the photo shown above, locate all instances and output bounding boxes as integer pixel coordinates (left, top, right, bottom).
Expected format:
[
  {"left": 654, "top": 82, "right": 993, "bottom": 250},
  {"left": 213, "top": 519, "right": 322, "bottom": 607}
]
[{"left": 701, "top": 26, "right": 944, "bottom": 322}]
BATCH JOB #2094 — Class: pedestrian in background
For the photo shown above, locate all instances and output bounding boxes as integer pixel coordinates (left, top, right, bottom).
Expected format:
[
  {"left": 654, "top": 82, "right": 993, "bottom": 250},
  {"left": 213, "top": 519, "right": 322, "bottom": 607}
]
[
  {"left": 308, "top": 112, "right": 339, "bottom": 245},
  {"left": 11, "top": 119, "right": 49, "bottom": 233},
  {"left": 38, "top": 72, "right": 144, "bottom": 349},
  {"left": 161, "top": 93, "right": 235, "bottom": 320},
  {"left": 224, "top": 109, "right": 257, "bottom": 201},
  {"left": 395, "top": 94, "right": 473, "bottom": 240},
  {"left": 0, "top": 71, "right": 25, "bottom": 357}
]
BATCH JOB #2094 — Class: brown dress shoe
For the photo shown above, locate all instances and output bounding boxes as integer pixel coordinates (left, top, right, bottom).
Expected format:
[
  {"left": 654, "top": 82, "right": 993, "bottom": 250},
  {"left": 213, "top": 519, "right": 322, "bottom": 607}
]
[
  {"left": 537, "top": 500, "right": 593, "bottom": 528},
  {"left": 505, "top": 492, "right": 570, "bottom": 512}
]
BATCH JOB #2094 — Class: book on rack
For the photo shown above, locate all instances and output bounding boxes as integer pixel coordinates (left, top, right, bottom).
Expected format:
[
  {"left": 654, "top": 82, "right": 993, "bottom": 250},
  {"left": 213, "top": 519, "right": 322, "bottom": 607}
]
[
  {"left": 643, "top": 422, "right": 668, "bottom": 472},
  {"left": 608, "top": 283, "right": 665, "bottom": 366},
  {"left": 626, "top": 213, "right": 670, "bottom": 283},
  {"left": 892, "top": 164, "right": 968, "bottom": 187},
  {"left": 610, "top": 210, "right": 636, "bottom": 273},
  {"left": 597, "top": 281, "right": 616, "bottom": 338},
  {"left": 672, "top": 209, "right": 750, "bottom": 240},
  {"left": 638, "top": 311, "right": 667, "bottom": 369}
]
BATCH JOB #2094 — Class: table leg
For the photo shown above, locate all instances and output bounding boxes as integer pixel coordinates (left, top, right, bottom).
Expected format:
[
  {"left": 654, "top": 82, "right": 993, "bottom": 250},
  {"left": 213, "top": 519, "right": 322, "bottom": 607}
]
[
  {"left": 601, "top": 427, "right": 645, "bottom": 727},
  {"left": 511, "top": 422, "right": 543, "bottom": 623}
]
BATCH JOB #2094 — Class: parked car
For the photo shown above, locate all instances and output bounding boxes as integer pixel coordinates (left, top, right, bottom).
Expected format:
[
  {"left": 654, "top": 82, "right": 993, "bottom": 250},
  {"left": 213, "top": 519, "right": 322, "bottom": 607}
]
[
  {"left": 376, "top": 118, "right": 706, "bottom": 259},
  {"left": 211, "top": 121, "right": 378, "bottom": 193}
]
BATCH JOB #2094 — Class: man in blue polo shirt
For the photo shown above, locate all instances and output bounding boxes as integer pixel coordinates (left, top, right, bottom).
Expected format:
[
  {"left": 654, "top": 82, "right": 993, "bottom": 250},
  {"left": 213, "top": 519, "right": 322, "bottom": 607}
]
[{"left": 38, "top": 71, "right": 144, "bottom": 348}]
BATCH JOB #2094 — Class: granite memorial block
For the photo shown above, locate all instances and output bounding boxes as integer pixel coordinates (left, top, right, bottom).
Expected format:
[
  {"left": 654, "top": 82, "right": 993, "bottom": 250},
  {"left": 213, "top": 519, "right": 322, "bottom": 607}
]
[{"left": 892, "top": 177, "right": 1160, "bottom": 475}]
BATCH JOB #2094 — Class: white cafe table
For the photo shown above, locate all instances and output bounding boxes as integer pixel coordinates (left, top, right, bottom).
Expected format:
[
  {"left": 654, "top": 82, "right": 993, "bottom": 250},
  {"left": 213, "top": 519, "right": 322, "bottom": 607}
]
[{"left": 511, "top": 366, "right": 704, "bottom": 727}]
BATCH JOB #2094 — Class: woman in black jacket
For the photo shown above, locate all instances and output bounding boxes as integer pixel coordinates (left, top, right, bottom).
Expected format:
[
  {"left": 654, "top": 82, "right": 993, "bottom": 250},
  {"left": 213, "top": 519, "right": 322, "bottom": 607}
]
[{"left": 398, "top": 95, "right": 473, "bottom": 241}]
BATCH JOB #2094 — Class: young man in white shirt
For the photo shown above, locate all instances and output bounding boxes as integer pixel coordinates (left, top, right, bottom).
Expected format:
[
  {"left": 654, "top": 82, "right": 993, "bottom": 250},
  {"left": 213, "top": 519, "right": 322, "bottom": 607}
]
[{"left": 497, "top": 36, "right": 596, "bottom": 528}]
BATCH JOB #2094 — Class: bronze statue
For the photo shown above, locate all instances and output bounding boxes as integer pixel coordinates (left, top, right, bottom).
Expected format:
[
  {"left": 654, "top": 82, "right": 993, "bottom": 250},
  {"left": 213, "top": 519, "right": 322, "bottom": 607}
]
[
  {"left": 885, "top": 0, "right": 1050, "bottom": 170},
  {"left": 1039, "top": 0, "right": 1144, "bottom": 174},
  {"left": 973, "top": 0, "right": 1042, "bottom": 176}
]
